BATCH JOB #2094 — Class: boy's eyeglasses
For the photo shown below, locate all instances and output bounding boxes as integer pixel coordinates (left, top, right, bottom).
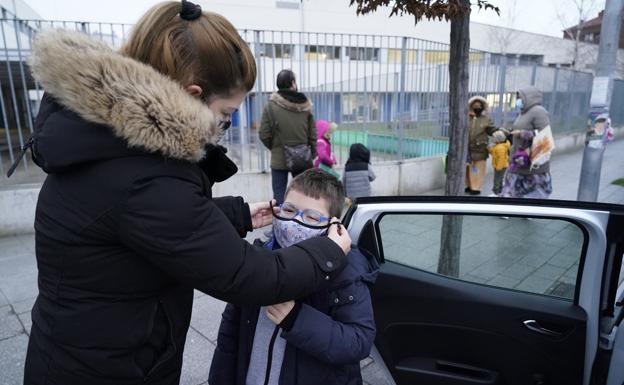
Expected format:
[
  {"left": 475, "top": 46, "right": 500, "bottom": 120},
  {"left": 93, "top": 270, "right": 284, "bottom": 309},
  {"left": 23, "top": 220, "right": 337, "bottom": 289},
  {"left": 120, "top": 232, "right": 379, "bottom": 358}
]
[{"left": 270, "top": 201, "right": 332, "bottom": 229}]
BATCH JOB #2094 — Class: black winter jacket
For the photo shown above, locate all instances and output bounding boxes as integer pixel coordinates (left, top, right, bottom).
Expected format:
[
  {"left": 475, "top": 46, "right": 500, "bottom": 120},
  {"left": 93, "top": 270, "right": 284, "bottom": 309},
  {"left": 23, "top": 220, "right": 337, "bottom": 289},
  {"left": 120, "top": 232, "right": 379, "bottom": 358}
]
[{"left": 22, "top": 30, "right": 346, "bottom": 385}]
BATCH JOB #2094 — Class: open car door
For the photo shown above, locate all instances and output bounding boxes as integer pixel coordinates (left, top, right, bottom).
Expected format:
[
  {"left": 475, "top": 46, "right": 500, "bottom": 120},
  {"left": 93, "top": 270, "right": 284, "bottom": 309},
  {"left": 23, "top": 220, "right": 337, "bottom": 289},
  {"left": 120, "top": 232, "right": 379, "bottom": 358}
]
[{"left": 344, "top": 196, "right": 624, "bottom": 385}]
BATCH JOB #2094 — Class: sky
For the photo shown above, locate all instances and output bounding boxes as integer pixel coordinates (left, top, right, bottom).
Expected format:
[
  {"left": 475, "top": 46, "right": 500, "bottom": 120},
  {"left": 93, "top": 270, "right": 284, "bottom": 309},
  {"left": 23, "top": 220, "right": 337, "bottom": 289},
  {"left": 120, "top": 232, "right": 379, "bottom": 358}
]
[{"left": 21, "top": 0, "right": 607, "bottom": 38}]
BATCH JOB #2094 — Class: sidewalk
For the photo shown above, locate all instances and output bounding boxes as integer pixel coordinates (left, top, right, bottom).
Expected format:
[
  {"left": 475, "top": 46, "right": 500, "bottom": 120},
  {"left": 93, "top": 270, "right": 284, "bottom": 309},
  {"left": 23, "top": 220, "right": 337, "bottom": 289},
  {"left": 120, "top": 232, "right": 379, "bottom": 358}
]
[{"left": 1, "top": 140, "right": 624, "bottom": 385}]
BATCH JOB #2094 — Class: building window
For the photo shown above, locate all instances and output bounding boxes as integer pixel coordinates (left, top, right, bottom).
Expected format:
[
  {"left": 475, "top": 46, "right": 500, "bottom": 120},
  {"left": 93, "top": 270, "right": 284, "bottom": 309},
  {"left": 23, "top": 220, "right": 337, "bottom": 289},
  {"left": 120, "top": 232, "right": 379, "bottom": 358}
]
[
  {"left": 387, "top": 48, "right": 417, "bottom": 64},
  {"left": 259, "top": 43, "right": 294, "bottom": 59},
  {"left": 304, "top": 45, "right": 341, "bottom": 60},
  {"left": 342, "top": 94, "right": 380, "bottom": 122},
  {"left": 346, "top": 47, "right": 379, "bottom": 61}
]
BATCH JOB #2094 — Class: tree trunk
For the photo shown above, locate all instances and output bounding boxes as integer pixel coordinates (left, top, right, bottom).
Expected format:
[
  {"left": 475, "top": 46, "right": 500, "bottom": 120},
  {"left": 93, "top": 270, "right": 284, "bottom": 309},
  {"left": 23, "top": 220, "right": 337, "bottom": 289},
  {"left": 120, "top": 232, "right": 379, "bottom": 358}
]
[{"left": 438, "top": 0, "right": 471, "bottom": 277}]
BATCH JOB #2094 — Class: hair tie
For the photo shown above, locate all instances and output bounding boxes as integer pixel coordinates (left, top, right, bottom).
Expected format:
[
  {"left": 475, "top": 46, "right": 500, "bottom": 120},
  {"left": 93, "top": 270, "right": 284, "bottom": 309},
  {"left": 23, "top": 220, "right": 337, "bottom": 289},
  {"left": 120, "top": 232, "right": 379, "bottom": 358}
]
[{"left": 180, "top": 0, "right": 202, "bottom": 21}]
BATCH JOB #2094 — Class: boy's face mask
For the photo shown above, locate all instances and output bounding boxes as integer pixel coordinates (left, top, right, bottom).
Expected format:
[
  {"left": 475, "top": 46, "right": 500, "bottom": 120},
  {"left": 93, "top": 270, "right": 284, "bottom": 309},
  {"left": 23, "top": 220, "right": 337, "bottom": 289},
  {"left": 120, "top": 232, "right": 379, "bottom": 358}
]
[
  {"left": 270, "top": 201, "right": 338, "bottom": 248},
  {"left": 272, "top": 217, "right": 327, "bottom": 248}
]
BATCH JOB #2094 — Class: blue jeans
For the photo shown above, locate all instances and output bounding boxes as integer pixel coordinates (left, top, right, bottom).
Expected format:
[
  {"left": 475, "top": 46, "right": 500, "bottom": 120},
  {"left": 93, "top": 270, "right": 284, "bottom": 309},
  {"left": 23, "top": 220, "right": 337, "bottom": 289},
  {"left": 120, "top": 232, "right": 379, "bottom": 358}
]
[
  {"left": 272, "top": 169, "right": 305, "bottom": 204},
  {"left": 272, "top": 169, "right": 289, "bottom": 204}
]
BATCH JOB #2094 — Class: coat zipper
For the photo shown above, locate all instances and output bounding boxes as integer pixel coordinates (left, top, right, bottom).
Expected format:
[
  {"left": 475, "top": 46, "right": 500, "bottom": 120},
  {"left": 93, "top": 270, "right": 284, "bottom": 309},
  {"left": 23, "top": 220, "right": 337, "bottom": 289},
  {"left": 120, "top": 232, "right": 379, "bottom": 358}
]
[
  {"left": 263, "top": 325, "right": 280, "bottom": 385},
  {"left": 6, "top": 135, "right": 34, "bottom": 177}
]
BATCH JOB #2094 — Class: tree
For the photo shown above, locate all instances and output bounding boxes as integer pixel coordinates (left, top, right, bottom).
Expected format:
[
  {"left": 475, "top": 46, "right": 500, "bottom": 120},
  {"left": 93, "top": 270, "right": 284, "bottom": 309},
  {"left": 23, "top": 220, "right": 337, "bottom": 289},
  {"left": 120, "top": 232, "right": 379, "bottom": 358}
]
[
  {"left": 488, "top": 0, "right": 520, "bottom": 55},
  {"left": 558, "top": 0, "right": 601, "bottom": 70},
  {"left": 349, "top": 0, "right": 499, "bottom": 276}
]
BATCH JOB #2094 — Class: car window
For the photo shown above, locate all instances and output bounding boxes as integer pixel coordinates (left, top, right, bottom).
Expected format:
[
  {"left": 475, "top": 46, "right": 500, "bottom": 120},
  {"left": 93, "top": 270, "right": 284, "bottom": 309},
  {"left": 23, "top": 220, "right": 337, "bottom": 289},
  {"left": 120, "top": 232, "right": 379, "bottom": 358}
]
[{"left": 378, "top": 214, "right": 585, "bottom": 300}]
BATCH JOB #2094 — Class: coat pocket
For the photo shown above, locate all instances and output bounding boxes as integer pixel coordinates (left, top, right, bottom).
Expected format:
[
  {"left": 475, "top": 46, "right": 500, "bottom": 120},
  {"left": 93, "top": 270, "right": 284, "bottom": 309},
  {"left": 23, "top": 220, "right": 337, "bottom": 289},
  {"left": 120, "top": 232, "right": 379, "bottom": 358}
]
[{"left": 134, "top": 300, "right": 178, "bottom": 378}]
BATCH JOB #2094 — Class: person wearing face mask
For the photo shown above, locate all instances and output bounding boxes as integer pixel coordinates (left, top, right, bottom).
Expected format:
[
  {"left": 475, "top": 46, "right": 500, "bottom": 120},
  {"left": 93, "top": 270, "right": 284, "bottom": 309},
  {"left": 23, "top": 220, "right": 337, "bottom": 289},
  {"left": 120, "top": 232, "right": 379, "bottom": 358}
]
[
  {"left": 465, "top": 96, "right": 499, "bottom": 195},
  {"left": 260, "top": 69, "right": 317, "bottom": 204},
  {"left": 20, "top": 2, "right": 352, "bottom": 384},
  {"left": 500, "top": 87, "right": 553, "bottom": 198},
  {"left": 210, "top": 168, "right": 379, "bottom": 385}
]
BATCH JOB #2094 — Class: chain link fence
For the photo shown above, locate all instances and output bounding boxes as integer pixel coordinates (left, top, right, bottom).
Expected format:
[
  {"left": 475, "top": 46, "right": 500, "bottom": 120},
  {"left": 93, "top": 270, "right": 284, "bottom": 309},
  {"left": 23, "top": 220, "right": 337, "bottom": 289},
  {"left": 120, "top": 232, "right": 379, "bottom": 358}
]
[{"left": 0, "top": 18, "right": 595, "bottom": 185}]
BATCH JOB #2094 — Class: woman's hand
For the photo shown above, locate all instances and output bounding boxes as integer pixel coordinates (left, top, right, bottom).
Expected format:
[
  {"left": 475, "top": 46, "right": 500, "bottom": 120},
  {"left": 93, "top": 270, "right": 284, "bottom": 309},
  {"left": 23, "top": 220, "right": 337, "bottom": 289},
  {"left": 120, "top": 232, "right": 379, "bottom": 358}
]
[
  {"left": 267, "top": 300, "right": 295, "bottom": 325},
  {"left": 249, "top": 200, "right": 275, "bottom": 229},
  {"left": 327, "top": 218, "right": 351, "bottom": 255}
]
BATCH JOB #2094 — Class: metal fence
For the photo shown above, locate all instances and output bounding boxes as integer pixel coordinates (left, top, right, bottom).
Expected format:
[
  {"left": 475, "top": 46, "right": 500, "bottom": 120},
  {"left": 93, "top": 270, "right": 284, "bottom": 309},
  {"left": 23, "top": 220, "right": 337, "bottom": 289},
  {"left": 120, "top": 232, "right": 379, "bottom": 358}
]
[{"left": 0, "top": 18, "right": 595, "bottom": 185}]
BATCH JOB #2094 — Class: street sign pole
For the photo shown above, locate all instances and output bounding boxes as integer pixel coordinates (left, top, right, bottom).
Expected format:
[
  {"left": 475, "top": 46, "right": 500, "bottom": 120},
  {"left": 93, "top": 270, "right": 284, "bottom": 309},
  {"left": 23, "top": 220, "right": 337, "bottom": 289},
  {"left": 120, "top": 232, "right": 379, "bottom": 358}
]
[{"left": 577, "top": 0, "right": 623, "bottom": 201}]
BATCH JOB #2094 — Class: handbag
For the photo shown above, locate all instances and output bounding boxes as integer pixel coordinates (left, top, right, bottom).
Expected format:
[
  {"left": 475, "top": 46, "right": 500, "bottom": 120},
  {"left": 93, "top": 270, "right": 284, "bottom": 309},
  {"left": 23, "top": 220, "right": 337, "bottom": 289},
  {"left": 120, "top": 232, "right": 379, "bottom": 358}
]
[{"left": 284, "top": 143, "right": 313, "bottom": 174}]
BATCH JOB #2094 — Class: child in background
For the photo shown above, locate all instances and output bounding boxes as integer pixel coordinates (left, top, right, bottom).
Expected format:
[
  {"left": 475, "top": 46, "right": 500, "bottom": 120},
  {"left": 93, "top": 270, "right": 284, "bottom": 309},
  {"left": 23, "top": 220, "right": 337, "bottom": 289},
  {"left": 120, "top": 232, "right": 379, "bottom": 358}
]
[
  {"left": 343, "top": 143, "right": 376, "bottom": 199},
  {"left": 488, "top": 130, "right": 511, "bottom": 196},
  {"left": 313, "top": 120, "right": 337, "bottom": 170},
  {"left": 209, "top": 169, "right": 378, "bottom": 385}
]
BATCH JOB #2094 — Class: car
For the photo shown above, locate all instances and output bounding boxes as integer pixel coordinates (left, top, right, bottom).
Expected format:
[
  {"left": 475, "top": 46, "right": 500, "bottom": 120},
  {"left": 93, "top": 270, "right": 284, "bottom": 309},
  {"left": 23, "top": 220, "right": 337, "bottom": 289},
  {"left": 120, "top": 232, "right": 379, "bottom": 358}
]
[{"left": 344, "top": 196, "right": 624, "bottom": 385}]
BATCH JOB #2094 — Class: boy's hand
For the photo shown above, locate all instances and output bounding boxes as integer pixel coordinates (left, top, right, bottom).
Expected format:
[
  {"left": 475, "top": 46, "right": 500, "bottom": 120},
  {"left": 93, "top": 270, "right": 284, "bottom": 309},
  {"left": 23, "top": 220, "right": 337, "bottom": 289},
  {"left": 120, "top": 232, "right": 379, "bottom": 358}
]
[
  {"left": 327, "top": 218, "right": 351, "bottom": 255},
  {"left": 249, "top": 200, "right": 275, "bottom": 229},
  {"left": 267, "top": 301, "right": 295, "bottom": 325}
]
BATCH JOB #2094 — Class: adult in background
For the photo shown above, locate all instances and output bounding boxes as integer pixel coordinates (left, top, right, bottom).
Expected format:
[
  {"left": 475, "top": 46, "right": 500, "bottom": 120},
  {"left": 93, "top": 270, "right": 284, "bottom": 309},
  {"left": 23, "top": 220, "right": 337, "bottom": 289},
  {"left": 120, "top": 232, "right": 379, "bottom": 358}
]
[
  {"left": 501, "top": 86, "right": 553, "bottom": 198},
  {"left": 465, "top": 96, "right": 498, "bottom": 195},
  {"left": 260, "top": 69, "right": 316, "bottom": 204},
  {"left": 21, "top": 2, "right": 350, "bottom": 384}
]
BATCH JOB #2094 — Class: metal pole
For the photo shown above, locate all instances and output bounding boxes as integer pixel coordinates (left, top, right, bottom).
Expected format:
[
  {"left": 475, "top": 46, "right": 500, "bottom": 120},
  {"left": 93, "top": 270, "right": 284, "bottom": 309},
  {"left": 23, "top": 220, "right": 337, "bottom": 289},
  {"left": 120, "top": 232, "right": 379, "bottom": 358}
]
[
  {"left": 577, "top": 0, "right": 624, "bottom": 202},
  {"left": 398, "top": 36, "right": 407, "bottom": 161}
]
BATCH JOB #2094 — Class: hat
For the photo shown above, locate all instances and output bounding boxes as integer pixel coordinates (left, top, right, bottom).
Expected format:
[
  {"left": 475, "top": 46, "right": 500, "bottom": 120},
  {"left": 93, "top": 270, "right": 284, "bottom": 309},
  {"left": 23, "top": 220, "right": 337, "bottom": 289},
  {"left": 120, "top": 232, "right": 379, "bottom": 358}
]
[{"left": 492, "top": 130, "right": 507, "bottom": 144}]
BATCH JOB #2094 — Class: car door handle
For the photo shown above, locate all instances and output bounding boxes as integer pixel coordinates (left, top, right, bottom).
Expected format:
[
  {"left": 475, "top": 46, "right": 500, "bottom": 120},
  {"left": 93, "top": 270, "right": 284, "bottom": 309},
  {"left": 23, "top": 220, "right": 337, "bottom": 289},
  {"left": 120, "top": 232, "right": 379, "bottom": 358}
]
[{"left": 523, "top": 319, "right": 565, "bottom": 338}]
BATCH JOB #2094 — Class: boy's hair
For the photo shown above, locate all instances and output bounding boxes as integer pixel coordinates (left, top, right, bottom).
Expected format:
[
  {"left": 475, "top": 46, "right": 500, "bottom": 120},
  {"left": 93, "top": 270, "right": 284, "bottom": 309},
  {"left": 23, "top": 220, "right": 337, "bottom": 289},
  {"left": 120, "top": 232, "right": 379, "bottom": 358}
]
[{"left": 286, "top": 169, "right": 345, "bottom": 218}]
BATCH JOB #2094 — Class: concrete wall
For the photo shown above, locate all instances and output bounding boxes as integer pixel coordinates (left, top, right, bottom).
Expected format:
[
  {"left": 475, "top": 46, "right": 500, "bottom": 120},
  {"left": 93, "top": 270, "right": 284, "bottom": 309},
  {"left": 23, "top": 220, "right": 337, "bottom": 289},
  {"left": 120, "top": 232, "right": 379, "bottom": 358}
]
[{"left": 2, "top": 127, "right": 623, "bottom": 236}]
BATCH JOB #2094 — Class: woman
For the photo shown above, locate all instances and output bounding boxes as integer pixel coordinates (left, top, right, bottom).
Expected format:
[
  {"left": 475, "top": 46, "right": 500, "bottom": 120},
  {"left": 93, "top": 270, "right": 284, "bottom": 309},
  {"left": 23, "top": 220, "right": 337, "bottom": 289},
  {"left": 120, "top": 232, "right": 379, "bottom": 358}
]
[
  {"left": 259, "top": 69, "right": 316, "bottom": 204},
  {"left": 22, "top": 2, "right": 351, "bottom": 384},
  {"left": 465, "top": 96, "right": 497, "bottom": 195},
  {"left": 501, "top": 86, "right": 553, "bottom": 199}
]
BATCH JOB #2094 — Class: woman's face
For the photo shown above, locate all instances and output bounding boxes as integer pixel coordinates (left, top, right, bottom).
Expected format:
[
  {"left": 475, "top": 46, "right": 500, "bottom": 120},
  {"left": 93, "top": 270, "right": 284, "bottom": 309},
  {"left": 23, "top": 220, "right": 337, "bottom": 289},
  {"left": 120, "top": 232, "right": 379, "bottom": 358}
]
[{"left": 207, "top": 89, "right": 247, "bottom": 127}]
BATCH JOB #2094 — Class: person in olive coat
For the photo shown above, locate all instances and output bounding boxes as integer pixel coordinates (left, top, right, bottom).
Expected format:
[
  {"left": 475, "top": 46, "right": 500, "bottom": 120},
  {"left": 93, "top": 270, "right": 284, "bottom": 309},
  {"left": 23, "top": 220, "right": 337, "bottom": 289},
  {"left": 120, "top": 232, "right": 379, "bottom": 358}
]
[
  {"left": 465, "top": 96, "right": 498, "bottom": 195},
  {"left": 19, "top": 2, "right": 351, "bottom": 385},
  {"left": 260, "top": 69, "right": 317, "bottom": 204}
]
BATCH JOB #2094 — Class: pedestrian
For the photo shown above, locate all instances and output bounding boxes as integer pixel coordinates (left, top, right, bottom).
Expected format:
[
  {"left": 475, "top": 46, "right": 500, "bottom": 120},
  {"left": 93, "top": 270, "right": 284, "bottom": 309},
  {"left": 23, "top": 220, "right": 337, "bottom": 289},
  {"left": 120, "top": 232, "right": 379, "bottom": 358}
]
[
  {"left": 313, "top": 119, "right": 337, "bottom": 169},
  {"left": 343, "top": 143, "right": 376, "bottom": 199},
  {"left": 209, "top": 169, "right": 378, "bottom": 385},
  {"left": 260, "top": 69, "right": 316, "bottom": 204},
  {"left": 21, "top": 2, "right": 351, "bottom": 384},
  {"left": 488, "top": 130, "right": 511, "bottom": 196},
  {"left": 501, "top": 86, "right": 553, "bottom": 199},
  {"left": 466, "top": 96, "right": 498, "bottom": 195}
]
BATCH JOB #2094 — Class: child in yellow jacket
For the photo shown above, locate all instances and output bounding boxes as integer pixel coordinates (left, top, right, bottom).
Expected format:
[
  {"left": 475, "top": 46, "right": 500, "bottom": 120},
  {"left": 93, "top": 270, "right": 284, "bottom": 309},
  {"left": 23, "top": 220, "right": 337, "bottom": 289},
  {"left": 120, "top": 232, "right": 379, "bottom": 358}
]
[{"left": 488, "top": 130, "right": 511, "bottom": 196}]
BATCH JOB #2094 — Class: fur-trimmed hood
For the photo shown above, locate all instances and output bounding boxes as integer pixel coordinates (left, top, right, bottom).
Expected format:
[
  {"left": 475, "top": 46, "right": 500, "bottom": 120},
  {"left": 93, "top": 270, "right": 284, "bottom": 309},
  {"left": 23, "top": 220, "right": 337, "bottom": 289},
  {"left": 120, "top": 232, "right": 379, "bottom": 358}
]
[
  {"left": 29, "top": 29, "right": 219, "bottom": 163},
  {"left": 270, "top": 92, "right": 312, "bottom": 112},
  {"left": 468, "top": 96, "right": 489, "bottom": 115}
]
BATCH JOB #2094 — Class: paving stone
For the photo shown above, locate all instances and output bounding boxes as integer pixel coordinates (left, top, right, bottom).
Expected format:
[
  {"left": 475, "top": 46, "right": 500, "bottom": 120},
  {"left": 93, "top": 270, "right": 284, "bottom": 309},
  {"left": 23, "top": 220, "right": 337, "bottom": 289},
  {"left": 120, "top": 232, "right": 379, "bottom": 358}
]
[
  {"left": 0, "top": 289, "right": 8, "bottom": 308},
  {"left": 11, "top": 296, "right": 35, "bottom": 315},
  {"left": 500, "top": 263, "right": 536, "bottom": 282},
  {"left": 515, "top": 275, "right": 556, "bottom": 295},
  {"left": 0, "top": 305, "right": 24, "bottom": 340},
  {"left": 533, "top": 264, "right": 567, "bottom": 281},
  {"left": 17, "top": 311, "right": 32, "bottom": 336},
  {"left": 0, "top": 271, "right": 39, "bottom": 303},
  {"left": 361, "top": 357, "right": 395, "bottom": 385},
  {"left": 179, "top": 328, "right": 215, "bottom": 385},
  {"left": 487, "top": 274, "right": 522, "bottom": 290},
  {"left": 468, "top": 263, "right": 503, "bottom": 281},
  {"left": 0, "top": 334, "right": 29, "bottom": 385},
  {"left": 189, "top": 295, "right": 227, "bottom": 343}
]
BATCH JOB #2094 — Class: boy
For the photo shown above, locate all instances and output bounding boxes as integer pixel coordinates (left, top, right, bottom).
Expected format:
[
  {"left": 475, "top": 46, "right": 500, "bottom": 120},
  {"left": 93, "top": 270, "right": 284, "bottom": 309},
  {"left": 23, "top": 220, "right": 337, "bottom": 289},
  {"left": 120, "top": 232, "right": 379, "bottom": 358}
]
[
  {"left": 488, "top": 130, "right": 511, "bottom": 196},
  {"left": 209, "top": 169, "right": 379, "bottom": 385}
]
